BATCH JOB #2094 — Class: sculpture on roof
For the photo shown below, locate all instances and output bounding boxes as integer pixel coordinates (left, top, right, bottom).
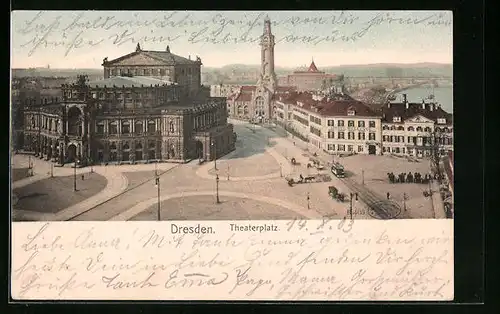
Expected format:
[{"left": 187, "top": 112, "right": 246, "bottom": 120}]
[
  {"left": 166, "top": 45, "right": 171, "bottom": 53},
  {"left": 136, "top": 43, "right": 141, "bottom": 52},
  {"left": 102, "top": 57, "right": 108, "bottom": 64},
  {"left": 196, "top": 56, "right": 201, "bottom": 62}
]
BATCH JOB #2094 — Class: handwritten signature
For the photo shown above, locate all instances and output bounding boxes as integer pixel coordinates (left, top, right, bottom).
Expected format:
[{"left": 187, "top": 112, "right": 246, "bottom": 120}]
[{"left": 14, "top": 11, "right": 452, "bottom": 58}]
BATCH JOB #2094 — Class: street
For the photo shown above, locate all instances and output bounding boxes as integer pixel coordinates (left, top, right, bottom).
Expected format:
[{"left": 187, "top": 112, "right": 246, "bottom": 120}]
[{"left": 11, "top": 119, "right": 439, "bottom": 221}]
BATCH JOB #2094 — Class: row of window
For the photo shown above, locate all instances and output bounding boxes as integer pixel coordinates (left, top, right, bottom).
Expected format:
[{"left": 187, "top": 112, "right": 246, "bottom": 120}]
[
  {"left": 310, "top": 126, "right": 321, "bottom": 137},
  {"left": 327, "top": 120, "right": 377, "bottom": 128},
  {"left": 91, "top": 91, "right": 175, "bottom": 101},
  {"left": 294, "top": 108, "right": 308, "bottom": 116},
  {"left": 95, "top": 120, "right": 175, "bottom": 135},
  {"left": 103, "top": 141, "right": 156, "bottom": 151},
  {"left": 29, "top": 116, "right": 59, "bottom": 131},
  {"left": 327, "top": 131, "right": 376, "bottom": 140},
  {"left": 107, "top": 67, "right": 180, "bottom": 77},
  {"left": 382, "top": 136, "right": 453, "bottom": 145},
  {"left": 310, "top": 116, "right": 321, "bottom": 125},
  {"left": 383, "top": 147, "right": 406, "bottom": 154},
  {"left": 382, "top": 125, "right": 452, "bottom": 132},
  {"left": 327, "top": 144, "right": 364, "bottom": 152},
  {"left": 293, "top": 114, "right": 309, "bottom": 126}
]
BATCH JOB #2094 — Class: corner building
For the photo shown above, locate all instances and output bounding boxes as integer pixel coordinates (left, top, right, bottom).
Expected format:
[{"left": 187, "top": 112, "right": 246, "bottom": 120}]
[{"left": 22, "top": 45, "right": 236, "bottom": 165}]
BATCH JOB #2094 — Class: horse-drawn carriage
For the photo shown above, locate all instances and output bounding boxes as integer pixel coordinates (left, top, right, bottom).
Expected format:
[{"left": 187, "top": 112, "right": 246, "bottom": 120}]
[
  {"left": 286, "top": 174, "right": 317, "bottom": 186},
  {"left": 328, "top": 186, "right": 346, "bottom": 202},
  {"left": 307, "top": 157, "right": 325, "bottom": 170}
]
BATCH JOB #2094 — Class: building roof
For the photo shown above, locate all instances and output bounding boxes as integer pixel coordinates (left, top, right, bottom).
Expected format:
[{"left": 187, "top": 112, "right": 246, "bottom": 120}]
[
  {"left": 276, "top": 86, "right": 297, "bottom": 93},
  {"left": 104, "top": 45, "right": 201, "bottom": 66},
  {"left": 234, "top": 92, "right": 253, "bottom": 102},
  {"left": 279, "top": 91, "right": 379, "bottom": 117},
  {"left": 240, "top": 85, "right": 257, "bottom": 92},
  {"left": 381, "top": 102, "right": 453, "bottom": 124},
  {"left": 87, "top": 76, "right": 176, "bottom": 88},
  {"left": 308, "top": 60, "right": 319, "bottom": 72}
]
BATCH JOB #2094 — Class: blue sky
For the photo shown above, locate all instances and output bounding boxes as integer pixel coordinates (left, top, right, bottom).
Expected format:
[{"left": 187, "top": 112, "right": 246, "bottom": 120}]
[{"left": 11, "top": 10, "right": 453, "bottom": 68}]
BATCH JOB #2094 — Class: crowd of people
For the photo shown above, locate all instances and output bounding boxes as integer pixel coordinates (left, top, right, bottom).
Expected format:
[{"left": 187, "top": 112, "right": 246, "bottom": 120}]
[{"left": 387, "top": 172, "right": 435, "bottom": 184}]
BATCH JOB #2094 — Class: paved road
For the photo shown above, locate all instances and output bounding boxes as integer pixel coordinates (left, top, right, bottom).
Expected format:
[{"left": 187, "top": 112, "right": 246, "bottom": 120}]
[{"left": 11, "top": 119, "right": 441, "bottom": 221}]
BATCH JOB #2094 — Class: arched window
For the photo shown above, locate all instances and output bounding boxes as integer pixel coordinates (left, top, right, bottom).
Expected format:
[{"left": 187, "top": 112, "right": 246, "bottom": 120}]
[
  {"left": 382, "top": 125, "right": 389, "bottom": 130},
  {"left": 443, "top": 127, "right": 449, "bottom": 133},
  {"left": 407, "top": 126, "right": 415, "bottom": 131},
  {"left": 424, "top": 127, "right": 431, "bottom": 132},
  {"left": 109, "top": 121, "right": 118, "bottom": 135},
  {"left": 110, "top": 142, "right": 117, "bottom": 150},
  {"left": 67, "top": 106, "right": 82, "bottom": 136},
  {"left": 390, "top": 126, "right": 396, "bottom": 130},
  {"left": 135, "top": 142, "right": 142, "bottom": 150},
  {"left": 147, "top": 120, "right": 156, "bottom": 134},
  {"left": 435, "top": 127, "right": 442, "bottom": 132},
  {"left": 122, "top": 121, "right": 130, "bottom": 134},
  {"left": 416, "top": 127, "right": 423, "bottom": 132},
  {"left": 255, "top": 97, "right": 265, "bottom": 117},
  {"left": 397, "top": 126, "right": 404, "bottom": 131},
  {"left": 135, "top": 121, "right": 143, "bottom": 134},
  {"left": 123, "top": 142, "right": 130, "bottom": 150},
  {"left": 169, "top": 121, "right": 175, "bottom": 133},
  {"left": 243, "top": 105, "right": 249, "bottom": 115}
]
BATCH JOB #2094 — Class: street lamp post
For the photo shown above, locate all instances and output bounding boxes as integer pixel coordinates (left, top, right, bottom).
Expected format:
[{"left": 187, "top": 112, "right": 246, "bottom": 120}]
[
  {"left": 215, "top": 174, "right": 220, "bottom": 204},
  {"left": 89, "top": 157, "right": 94, "bottom": 173},
  {"left": 279, "top": 163, "right": 283, "bottom": 177},
  {"left": 307, "top": 192, "right": 310, "bottom": 210},
  {"left": 50, "top": 163, "right": 54, "bottom": 178},
  {"left": 349, "top": 192, "right": 358, "bottom": 220},
  {"left": 227, "top": 164, "right": 230, "bottom": 181},
  {"left": 73, "top": 159, "right": 77, "bottom": 192},
  {"left": 403, "top": 192, "right": 408, "bottom": 212},
  {"left": 362, "top": 169, "right": 365, "bottom": 185},
  {"left": 211, "top": 140, "right": 217, "bottom": 170},
  {"left": 155, "top": 173, "right": 161, "bottom": 221}
]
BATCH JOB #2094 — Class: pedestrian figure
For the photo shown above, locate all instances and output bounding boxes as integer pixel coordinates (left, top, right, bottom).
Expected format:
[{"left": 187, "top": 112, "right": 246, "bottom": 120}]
[
  {"left": 387, "top": 192, "right": 390, "bottom": 199},
  {"left": 81, "top": 174, "right": 85, "bottom": 181},
  {"left": 293, "top": 142, "right": 296, "bottom": 146}
]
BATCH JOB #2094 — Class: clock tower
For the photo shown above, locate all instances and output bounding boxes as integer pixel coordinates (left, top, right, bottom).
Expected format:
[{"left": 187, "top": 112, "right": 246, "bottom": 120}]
[{"left": 257, "top": 16, "right": 278, "bottom": 93}]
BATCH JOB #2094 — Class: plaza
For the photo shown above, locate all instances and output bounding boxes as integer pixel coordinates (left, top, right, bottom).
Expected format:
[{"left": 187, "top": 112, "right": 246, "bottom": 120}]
[{"left": 10, "top": 118, "right": 442, "bottom": 221}]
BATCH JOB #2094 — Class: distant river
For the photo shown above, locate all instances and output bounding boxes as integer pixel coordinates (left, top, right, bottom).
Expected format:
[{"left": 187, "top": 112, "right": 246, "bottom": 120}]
[{"left": 396, "top": 86, "right": 453, "bottom": 113}]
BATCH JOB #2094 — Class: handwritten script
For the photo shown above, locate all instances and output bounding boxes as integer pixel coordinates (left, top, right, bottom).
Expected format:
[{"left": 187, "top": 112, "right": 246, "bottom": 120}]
[
  {"left": 12, "top": 11, "right": 452, "bottom": 57},
  {"left": 11, "top": 220, "right": 453, "bottom": 300}
]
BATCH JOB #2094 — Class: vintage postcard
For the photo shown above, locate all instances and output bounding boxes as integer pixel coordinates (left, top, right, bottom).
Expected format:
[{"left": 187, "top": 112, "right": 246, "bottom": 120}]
[{"left": 10, "top": 10, "right": 454, "bottom": 301}]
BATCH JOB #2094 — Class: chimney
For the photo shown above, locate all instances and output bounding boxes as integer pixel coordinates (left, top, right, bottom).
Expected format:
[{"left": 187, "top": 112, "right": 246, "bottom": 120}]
[{"left": 422, "top": 99, "right": 426, "bottom": 110}]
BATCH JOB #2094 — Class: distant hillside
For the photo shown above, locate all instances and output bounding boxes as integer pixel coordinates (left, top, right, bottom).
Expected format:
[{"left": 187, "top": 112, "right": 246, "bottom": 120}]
[
  {"left": 12, "top": 63, "right": 452, "bottom": 86},
  {"left": 12, "top": 68, "right": 103, "bottom": 79},
  {"left": 214, "top": 63, "right": 453, "bottom": 78}
]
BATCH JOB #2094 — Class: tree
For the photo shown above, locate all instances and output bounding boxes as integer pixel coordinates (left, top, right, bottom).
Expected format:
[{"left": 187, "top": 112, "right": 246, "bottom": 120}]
[{"left": 427, "top": 130, "right": 452, "bottom": 182}]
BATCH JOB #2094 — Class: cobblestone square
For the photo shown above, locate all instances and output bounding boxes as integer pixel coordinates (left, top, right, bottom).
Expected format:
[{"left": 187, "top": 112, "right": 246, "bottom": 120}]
[
  {"left": 11, "top": 168, "right": 30, "bottom": 182},
  {"left": 12, "top": 173, "right": 107, "bottom": 214},
  {"left": 130, "top": 195, "right": 307, "bottom": 221}
]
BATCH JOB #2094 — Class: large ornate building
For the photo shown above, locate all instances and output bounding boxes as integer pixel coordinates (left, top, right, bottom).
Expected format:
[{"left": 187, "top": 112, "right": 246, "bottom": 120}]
[
  {"left": 274, "top": 91, "right": 453, "bottom": 157},
  {"left": 22, "top": 45, "right": 235, "bottom": 165}
]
